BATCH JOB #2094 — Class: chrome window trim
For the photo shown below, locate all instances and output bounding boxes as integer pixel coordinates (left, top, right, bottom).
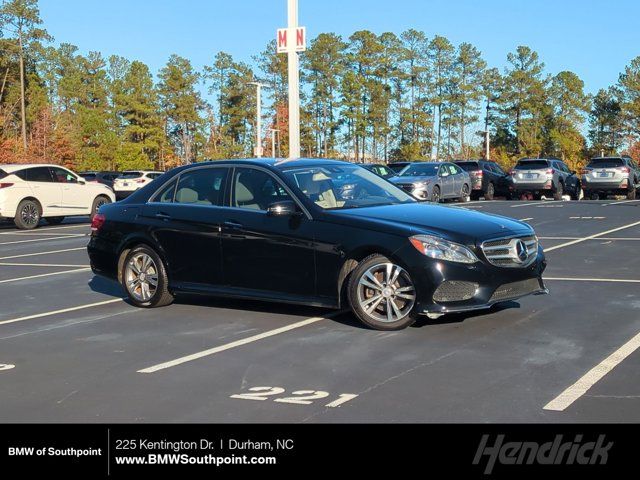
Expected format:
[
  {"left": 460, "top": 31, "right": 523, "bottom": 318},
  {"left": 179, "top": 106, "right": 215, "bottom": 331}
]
[{"left": 147, "top": 164, "right": 312, "bottom": 220}]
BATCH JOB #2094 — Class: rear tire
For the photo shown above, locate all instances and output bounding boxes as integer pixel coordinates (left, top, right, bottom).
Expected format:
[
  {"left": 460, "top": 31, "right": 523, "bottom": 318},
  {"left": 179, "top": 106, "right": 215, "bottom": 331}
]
[
  {"left": 553, "top": 182, "right": 564, "bottom": 201},
  {"left": 347, "top": 254, "right": 418, "bottom": 331},
  {"left": 627, "top": 186, "right": 636, "bottom": 200},
  {"left": 121, "top": 245, "right": 174, "bottom": 308},
  {"left": 459, "top": 184, "right": 470, "bottom": 202},
  {"left": 91, "top": 195, "right": 111, "bottom": 221},
  {"left": 14, "top": 199, "right": 41, "bottom": 230},
  {"left": 485, "top": 182, "right": 495, "bottom": 200}
]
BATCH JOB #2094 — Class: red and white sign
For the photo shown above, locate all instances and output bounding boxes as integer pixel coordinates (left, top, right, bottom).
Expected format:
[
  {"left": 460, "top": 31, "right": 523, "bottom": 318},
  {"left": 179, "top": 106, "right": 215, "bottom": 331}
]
[{"left": 277, "top": 27, "right": 306, "bottom": 53}]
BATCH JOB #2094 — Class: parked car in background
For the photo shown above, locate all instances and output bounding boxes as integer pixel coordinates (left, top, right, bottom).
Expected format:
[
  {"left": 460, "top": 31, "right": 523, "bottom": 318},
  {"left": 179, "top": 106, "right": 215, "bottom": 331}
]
[
  {"left": 79, "top": 171, "right": 119, "bottom": 189},
  {"left": 361, "top": 163, "right": 395, "bottom": 178},
  {"left": 113, "top": 170, "right": 163, "bottom": 199},
  {"left": 0, "top": 164, "right": 115, "bottom": 229},
  {"left": 88, "top": 158, "right": 547, "bottom": 331},
  {"left": 509, "top": 158, "right": 581, "bottom": 200},
  {"left": 455, "top": 160, "right": 511, "bottom": 200},
  {"left": 388, "top": 162, "right": 411, "bottom": 174},
  {"left": 581, "top": 156, "right": 639, "bottom": 200},
  {"left": 389, "top": 162, "right": 471, "bottom": 203}
]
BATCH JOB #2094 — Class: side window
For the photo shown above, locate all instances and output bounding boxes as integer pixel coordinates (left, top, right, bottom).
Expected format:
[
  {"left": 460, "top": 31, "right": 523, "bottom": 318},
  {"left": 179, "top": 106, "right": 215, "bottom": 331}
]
[
  {"left": 14, "top": 169, "right": 28, "bottom": 181},
  {"left": 174, "top": 168, "right": 228, "bottom": 206},
  {"left": 154, "top": 179, "right": 178, "bottom": 203},
  {"left": 493, "top": 163, "right": 506, "bottom": 175},
  {"left": 448, "top": 164, "right": 460, "bottom": 175},
  {"left": 438, "top": 165, "right": 449, "bottom": 176},
  {"left": 149, "top": 173, "right": 162, "bottom": 179},
  {"left": 232, "top": 168, "right": 292, "bottom": 211},
  {"left": 27, "top": 167, "right": 54, "bottom": 182},
  {"left": 51, "top": 167, "right": 78, "bottom": 183}
]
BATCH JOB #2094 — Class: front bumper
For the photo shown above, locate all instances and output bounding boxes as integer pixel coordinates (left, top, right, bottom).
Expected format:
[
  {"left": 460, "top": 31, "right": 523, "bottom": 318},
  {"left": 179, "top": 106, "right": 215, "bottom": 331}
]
[{"left": 403, "top": 245, "right": 547, "bottom": 315}]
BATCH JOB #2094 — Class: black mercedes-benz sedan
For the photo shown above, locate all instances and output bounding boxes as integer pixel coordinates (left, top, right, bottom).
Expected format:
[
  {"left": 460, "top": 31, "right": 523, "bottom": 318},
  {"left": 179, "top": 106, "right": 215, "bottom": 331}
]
[{"left": 88, "top": 158, "right": 548, "bottom": 331}]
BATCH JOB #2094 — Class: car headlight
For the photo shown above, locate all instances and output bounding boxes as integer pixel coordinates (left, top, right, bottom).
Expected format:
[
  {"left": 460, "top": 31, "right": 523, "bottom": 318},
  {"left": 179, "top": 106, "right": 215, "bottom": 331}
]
[{"left": 409, "top": 235, "right": 479, "bottom": 264}]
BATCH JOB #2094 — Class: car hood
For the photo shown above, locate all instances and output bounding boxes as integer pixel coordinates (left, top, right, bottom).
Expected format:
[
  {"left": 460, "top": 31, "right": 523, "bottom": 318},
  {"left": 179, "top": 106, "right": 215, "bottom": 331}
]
[
  {"left": 327, "top": 203, "right": 532, "bottom": 244},
  {"left": 389, "top": 175, "right": 437, "bottom": 184}
]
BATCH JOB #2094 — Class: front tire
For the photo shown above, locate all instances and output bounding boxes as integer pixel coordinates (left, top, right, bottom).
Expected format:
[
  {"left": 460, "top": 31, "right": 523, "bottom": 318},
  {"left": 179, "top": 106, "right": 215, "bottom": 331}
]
[
  {"left": 14, "top": 199, "right": 41, "bottom": 230},
  {"left": 121, "top": 245, "right": 174, "bottom": 308},
  {"left": 431, "top": 185, "right": 441, "bottom": 203},
  {"left": 459, "top": 183, "right": 470, "bottom": 202},
  {"left": 347, "top": 254, "right": 418, "bottom": 331}
]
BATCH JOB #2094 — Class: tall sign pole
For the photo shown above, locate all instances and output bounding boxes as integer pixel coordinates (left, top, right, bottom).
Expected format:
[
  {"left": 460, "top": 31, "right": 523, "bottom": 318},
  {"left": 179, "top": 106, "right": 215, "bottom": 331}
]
[{"left": 277, "top": 0, "right": 306, "bottom": 159}]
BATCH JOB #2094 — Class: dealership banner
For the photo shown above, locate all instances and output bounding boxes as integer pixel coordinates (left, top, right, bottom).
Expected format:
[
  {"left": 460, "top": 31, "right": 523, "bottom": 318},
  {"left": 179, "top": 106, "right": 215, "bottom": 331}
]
[{"left": 0, "top": 424, "right": 636, "bottom": 476}]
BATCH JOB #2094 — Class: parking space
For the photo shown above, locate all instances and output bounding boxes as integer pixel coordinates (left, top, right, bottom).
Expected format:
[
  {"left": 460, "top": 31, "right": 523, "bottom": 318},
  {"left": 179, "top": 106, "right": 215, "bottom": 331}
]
[{"left": 1, "top": 200, "right": 640, "bottom": 422}]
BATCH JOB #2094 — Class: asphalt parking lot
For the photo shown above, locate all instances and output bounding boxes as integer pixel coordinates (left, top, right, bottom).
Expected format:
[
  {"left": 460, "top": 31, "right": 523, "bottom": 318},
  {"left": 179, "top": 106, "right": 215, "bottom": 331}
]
[{"left": 1, "top": 198, "right": 640, "bottom": 423}]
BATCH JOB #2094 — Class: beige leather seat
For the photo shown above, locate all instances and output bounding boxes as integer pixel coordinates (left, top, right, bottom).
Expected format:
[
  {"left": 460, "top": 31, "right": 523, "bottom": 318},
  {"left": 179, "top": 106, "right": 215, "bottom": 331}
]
[
  {"left": 304, "top": 172, "right": 339, "bottom": 209},
  {"left": 234, "top": 181, "right": 261, "bottom": 210}
]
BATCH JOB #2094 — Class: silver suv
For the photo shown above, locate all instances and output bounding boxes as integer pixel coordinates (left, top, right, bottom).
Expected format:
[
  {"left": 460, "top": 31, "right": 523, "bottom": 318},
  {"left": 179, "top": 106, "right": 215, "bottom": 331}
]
[
  {"left": 509, "top": 158, "right": 581, "bottom": 200},
  {"left": 582, "top": 156, "right": 639, "bottom": 200}
]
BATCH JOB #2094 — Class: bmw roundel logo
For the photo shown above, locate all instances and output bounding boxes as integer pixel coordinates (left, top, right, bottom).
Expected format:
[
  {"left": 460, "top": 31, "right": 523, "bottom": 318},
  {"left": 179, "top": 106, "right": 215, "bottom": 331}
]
[{"left": 514, "top": 240, "right": 528, "bottom": 263}]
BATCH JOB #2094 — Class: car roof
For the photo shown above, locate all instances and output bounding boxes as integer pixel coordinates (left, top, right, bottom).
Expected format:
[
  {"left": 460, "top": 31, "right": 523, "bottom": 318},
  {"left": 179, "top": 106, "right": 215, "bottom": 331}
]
[
  {"left": 171, "top": 158, "right": 352, "bottom": 173},
  {"left": 0, "top": 164, "right": 70, "bottom": 173},
  {"left": 590, "top": 157, "right": 625, "bottom": 161}
]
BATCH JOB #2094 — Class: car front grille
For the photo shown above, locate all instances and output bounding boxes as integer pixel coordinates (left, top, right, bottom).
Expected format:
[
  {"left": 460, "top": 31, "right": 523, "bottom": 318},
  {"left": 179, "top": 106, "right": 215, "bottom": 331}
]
[
  {"left": 481, "top": 235, "right": 538, "bottom": 268},
  {"left": 433, "top": 281, "right": 479, "bottom": 303},
  {"left": 489, "top": 278, "right": 543, "bottom": 302},
  {"left": 397, "top": 183, "right": 415, "bottom": 193}
]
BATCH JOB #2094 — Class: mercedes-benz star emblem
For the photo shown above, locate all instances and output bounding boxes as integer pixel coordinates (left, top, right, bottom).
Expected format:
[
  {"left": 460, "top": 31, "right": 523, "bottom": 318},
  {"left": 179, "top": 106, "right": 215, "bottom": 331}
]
[{"left": 514, "top": 240, "right": 528, "bottom": 263}]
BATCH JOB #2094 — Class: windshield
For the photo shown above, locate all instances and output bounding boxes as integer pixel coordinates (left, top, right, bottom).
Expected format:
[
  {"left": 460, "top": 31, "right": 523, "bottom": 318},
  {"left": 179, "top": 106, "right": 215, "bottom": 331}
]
[
  {"left": 281, "top": 164, "right": 415, "bottom": 210},
  {"left": 399, "top": 163, "right": 439, "bottom": 177},
  {"left": 119, "top": 171, "right": 142, "bottom": 179},
  {"left": 587, "top": 159, "right": 624, "bottom": 168},
  {"left": 455, "top": 162, "right": 480, "bottom": 172},
  {"left": 515, "top": 160, "right": 549, "bottom": 170}
]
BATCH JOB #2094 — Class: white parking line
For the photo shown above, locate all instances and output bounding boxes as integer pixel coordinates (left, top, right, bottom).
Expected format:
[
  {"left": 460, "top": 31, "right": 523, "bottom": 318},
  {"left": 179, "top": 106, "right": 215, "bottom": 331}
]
[
  {"left": 0, "top": 262, "right": 90, "bottom": 267},
  {"left": 0, "top": 235, "right": 86, "bottom": 246},
  {"left": 0, "top": 268, "right": 90, "bottom": 285},
  {"left": 602, "top": 199, "right": 640, "bottom": 206},
  {"left": 0, "top": 247, "right": 85, "bottom": 260},
  {"left": 138, "top": 311, "right": 346, "bottom": 374},
  {"left": 544, "top": 220, "right": 640, "bottom": 252},
  {"left": 0, "top": 232, "right": 86, "bottom": 237},
  {"left": 539, "top": 236, "right": 640, "bottom": 241},
  {"left": 0, "top": 224, "right": 89, "bottom": 234},
  {"left": 544, "top": 330, "right": 640, "bottom": 411},
  {"left": 0, "top": 299, "right": 124, "bottom": 326},
  {"left": 510, "top": 202, "right": 543, "bottom": 208},
  {"left": 544, "top": 277, "right": 640, "bottom": 283}
]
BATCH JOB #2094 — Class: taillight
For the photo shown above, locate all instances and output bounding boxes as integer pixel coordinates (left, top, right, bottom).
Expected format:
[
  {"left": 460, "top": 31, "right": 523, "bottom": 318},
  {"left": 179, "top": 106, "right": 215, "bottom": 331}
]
[
  {"left": 135, "top": 179, "right": 146, "bottom": 184},
  {"left": 581, "top": 168, "right": 591, "bottom": 175},
  {"left": 472, "top": 170, "right": 483, "bottom": 177},
  {"left": 0, "top": 183, "right": 14, "bottom": 189},
  {"left": 509, "top": 170, "right": 516, "bottom": 176},
  {"left": 91, "top": 213, "right": 106, "bottom": 232},
  {"left": 546, "top": 168, "right": 555, "bottom": 175},
  {"left": 618, "top": 166, "right": 631, "bottom": 174}
]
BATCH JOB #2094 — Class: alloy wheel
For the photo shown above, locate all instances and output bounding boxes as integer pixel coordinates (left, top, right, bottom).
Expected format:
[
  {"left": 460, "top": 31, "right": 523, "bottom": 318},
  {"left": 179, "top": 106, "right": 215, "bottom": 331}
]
[
  {"left": 124, "top": 253, "right": 159, "bottom": 302},
  {"left": 21, "top": 203, "right": 39, "bottom": 226},
  {"left": 356, "top": 263, "right": 416, "bottom": 323}
]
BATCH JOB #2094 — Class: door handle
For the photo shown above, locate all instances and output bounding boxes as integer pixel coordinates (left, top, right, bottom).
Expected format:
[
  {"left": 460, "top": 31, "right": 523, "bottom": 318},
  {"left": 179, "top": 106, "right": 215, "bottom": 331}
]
[
  {"left": 224, "top": 220, "right": 243, "bottom": 229},
  {"left": 155, "top": 212, "right": 171, "bottom": 220}
]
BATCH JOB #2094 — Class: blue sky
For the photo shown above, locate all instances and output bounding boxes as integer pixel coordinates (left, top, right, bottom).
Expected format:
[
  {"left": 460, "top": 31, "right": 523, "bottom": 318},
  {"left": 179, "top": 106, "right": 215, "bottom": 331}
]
[{"left": 39, "top": 0, "right": 640, "bottom": 95}]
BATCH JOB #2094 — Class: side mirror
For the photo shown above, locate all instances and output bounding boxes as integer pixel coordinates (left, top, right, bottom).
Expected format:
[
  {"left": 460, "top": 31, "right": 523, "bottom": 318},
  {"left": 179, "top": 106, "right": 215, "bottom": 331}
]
[{"left": 266, "top": 200, "right": 298, "bottom": 217}]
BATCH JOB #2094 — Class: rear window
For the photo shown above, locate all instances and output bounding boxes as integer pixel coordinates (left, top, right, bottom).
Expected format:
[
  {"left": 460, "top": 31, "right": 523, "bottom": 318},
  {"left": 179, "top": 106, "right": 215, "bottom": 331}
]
[
  {"left": 455, "top": 162, "right": 480, "bottom": 171},
  {"left": 587, "top": 158, "right": 624, "bottom": 168},
  {"left": 0, "top": 168, "right": 7, "bottom": 180},
  {"left": 515, "top": 160, "right": 549, "bottom": 170},
  {"left": 120, "top": 171, "right": 142, "bottom": 179}
]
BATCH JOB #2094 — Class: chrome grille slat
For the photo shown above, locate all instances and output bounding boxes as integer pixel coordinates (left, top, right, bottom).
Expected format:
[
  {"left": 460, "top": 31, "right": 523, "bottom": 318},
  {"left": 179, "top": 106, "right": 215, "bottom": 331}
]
[{"left": 481, "top": 235, "right": 538, "bottom": 268}]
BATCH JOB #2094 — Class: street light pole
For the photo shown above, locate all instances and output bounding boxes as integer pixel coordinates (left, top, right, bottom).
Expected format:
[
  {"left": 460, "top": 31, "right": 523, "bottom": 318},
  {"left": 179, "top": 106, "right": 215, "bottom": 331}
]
[
  {"left": 287, "top": 0, "right": 301, "bottom": 159},
  {"left": 269, "top": 129, "right": 279, "bottom": 158},
  {"left": 485, "top": 102, "right": 491, "bottom": 160},
  {"left": 248, "top": 82, "right": 268, "bottom": 157}
]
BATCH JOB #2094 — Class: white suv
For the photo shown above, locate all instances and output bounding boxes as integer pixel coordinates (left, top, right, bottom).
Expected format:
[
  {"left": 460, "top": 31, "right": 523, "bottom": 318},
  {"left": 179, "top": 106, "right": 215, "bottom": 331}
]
[
  {"left": 113, "top": 171, "right": 163, "bottom": 199},
  {"left": 0, "top": 164, "right": 115, "bottom": 229}
]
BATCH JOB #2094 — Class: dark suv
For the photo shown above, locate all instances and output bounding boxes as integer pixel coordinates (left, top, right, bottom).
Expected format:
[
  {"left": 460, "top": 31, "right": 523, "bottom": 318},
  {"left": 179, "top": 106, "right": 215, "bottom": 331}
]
[
  {"left": 509, "top": 158, "right": 581, "bottom": 200},
  {"left": 455, "top": 160, "right": 511, "bottom": 200},
  {"left": 79, "top": 171, "right": 120, "bottom": 189},
  {"left": 581, "top": 156, "right": 639, "bottom": 200}
]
